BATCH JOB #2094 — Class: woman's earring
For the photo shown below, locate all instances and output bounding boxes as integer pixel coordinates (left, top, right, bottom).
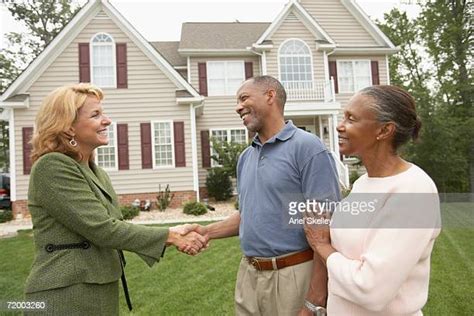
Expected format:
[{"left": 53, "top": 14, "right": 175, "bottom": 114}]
[
  {"left": 376, "top": 136, "right": 380, "bottom": 140},
  {"left": 69, "top": 138, "right": 78, "bottom": 147}
]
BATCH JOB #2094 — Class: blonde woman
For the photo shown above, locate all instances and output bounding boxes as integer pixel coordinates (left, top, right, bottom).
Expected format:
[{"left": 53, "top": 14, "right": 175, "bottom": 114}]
[{"left": 24, "top": 83, "right": 207, "bottom": 315}]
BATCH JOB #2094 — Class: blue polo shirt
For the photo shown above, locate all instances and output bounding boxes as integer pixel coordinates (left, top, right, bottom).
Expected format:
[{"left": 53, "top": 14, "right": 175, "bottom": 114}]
[{"left": 237, "top": 121, "right": 341, "bottom": 257}]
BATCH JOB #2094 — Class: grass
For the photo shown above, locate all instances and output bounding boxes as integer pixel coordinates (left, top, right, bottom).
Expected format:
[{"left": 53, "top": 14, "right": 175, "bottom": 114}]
[{"left": 0, "top": 204, "right": 473, "bottom": 315}]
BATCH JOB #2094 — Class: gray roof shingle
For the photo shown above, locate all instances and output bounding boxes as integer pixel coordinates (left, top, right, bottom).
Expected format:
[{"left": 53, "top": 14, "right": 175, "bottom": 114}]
[
  {"left": 149, "top": 41, "right": 187, "bottom": 66},
  {"left": 179, "top": 22, "right": 270, "bottom": 50}
]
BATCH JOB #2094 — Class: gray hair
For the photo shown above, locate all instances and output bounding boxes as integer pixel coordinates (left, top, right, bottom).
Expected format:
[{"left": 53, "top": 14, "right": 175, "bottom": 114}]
[
  {"left": 359, "top": 85, "right": 422, "bottom": 150},
  {"left": 249, "top": 75, "right": 287, "bottom": 109}
]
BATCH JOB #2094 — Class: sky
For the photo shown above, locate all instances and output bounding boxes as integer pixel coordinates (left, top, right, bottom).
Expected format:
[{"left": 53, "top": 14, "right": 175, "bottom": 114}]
[{"left": 0, "top": 0, "right": 420, "bottom": 48}]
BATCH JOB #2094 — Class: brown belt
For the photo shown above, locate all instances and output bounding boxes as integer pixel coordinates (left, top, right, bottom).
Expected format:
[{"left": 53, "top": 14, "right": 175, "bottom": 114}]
[{"left": 245, "top": 248, "right": 314, "bottom": 271}]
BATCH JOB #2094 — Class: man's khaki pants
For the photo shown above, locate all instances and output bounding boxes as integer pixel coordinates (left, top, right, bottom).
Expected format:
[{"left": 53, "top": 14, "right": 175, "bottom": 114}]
[{"left": 235, "top": 257, "right": 313, "bottom": 316}]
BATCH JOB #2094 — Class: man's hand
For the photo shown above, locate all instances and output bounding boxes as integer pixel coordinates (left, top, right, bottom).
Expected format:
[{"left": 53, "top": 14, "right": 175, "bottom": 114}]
[
  {"left": 167, "top": 225, "right": 209, "bottom": 255},
  {"left": 170, "top": 223, "right": 201, "bottom": 236}
]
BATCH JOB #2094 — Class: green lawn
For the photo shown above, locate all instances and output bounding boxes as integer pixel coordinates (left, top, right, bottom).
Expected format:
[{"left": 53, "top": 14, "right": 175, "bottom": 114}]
[{"left": 0, "top": 204, "right": 473, "bottom": 315}]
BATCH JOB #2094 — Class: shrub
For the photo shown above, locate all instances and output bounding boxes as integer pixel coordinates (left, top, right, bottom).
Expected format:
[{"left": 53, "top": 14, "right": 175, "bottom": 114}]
[
  {"left": 121, "top": 206, "right": 140, "bottom": 220},
  {"left": 0, "top": 209, "right": 13, "bottom": 223},
  {"left": 156, "top": 184, "right": 174, "bottom": 212},
  {"left": 206, "top": 167, "right": 233, "bottom": 201},
  {"left": 183, "top": 201, "right": 207, "bottom": 216},
  {"left": 210, "top": 138, "right": 248, "bottom": 178}
]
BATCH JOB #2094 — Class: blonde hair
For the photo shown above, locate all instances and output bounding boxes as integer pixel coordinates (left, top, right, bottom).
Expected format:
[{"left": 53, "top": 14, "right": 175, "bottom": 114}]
[{"left": 31, "top": 83, "right": 104, "bottom": 163}]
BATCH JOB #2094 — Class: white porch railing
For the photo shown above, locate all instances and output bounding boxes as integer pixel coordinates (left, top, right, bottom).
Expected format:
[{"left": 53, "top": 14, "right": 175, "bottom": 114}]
[
  {"left": 284, "top": 79, "right": 335, "bottom": 102},
  {"left": 331, "top": 151, "right": 350, "bottom": 190}
]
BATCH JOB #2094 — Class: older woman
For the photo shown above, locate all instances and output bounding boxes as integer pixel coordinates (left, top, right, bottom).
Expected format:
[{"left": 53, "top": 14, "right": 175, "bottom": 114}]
[
  {"left": 24, "top": 83, "right": 207, "bottom": 315},
  {"left": 304, "top": 85, "right": 441, "bottom": 315}
]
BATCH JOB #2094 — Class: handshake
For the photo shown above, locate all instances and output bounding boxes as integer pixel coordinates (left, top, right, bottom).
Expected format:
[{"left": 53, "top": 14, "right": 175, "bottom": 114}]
[{"left": 166, "top": 224, "right": 209, "bottom": 255}]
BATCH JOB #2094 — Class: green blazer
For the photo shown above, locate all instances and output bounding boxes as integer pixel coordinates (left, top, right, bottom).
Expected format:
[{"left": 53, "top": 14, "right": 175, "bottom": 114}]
[{"left": 25, "top": 152, "right": 168, "bottom": 294}]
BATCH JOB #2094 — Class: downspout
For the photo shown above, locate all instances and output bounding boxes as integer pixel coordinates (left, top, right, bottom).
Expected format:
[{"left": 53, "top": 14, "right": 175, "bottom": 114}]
[
  {"left": 190, "top": 102, "right": 204, "bottom": 202},
  {"left": 246, "top": 47, "right": 266, "bottom": 75},
  {"left": 8, "top": 109, "right": 16, "bottom": 210}
]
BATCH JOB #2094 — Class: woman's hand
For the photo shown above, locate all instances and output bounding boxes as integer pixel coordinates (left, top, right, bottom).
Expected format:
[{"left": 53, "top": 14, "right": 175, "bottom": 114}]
[
  {"left": 167, "top": 225, "right": 209, "bottom": 255},
  {"left": 304, "top": 212, "right": 336, "bottom": 262}
]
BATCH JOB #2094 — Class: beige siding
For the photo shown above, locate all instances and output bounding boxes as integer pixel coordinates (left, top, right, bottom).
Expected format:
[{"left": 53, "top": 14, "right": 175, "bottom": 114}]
[
  {"left": 266, "top": 12, "right": 325, "bottom": 82},
  {"left": 15, "top": 10, "right": 194, "bottom": 200},
  {"left": 189, "top": 56, "right": 260, "bottom": 90},
  {"left": 188, "top": 56, "right": 260, "bottom": 185},
  {"left": 300, "top": 0, "right": 379, "bottom": 46},
  {"left": 330, "top": 55, "right": 388, "bottom": 109}
]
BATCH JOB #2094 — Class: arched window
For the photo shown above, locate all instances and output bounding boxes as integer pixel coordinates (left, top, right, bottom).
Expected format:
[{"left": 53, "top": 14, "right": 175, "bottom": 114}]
[
  {"left": 279, "top": 39, "right": 313, "bottom": 90},
  {"left": 91, "top": 33, "right": 116, "bottom": 87}
]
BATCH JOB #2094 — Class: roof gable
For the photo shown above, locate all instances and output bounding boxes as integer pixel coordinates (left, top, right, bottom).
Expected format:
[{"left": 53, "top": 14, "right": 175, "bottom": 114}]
[
  {"left": 297, "top": 0, "right": 396, "bottom": 48},
  {"left": 1, "top": 0, "right": 201, "bottom": 102},
  {"left": 256, "top": 0, "right": 335, "bottom": 46},
  {"left": 340, "top": 0, "right": 395, "bottom": 48}
]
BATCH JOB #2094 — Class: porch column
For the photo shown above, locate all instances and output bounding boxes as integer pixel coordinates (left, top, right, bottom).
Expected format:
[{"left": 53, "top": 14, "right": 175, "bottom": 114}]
[
  {"left": 332, "top": 113, "right": 340, "bottom": 159},
  {"left": 318, "top": 116, "right": 323, "bottom": 139},
  {"left": 328, "top": 115, "right": 334, "bottom": 152}
]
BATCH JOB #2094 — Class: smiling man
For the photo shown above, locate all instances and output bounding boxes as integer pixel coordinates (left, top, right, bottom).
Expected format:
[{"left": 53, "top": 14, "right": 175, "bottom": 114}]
[{"left": 196, "top": 76, "right": 341, "bottom": 316}]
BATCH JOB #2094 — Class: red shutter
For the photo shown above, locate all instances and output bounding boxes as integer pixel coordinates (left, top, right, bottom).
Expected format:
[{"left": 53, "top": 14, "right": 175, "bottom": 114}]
[
  {"left": 78, "top": 43, "right": 90, "bottom": 83},
  {"left": 371, "top": 61, "right": 380, "bottom": 85},
  {"left": 173, "top": 121, "right": 186, "bottom": 167},
  {"left": 245, "top": 62, "right": 253, "bottom": 79},
  {"left": 329, "top": 61, "right": 338, "bottom": 94},
  {"left": 198, "top": 63, "right": 208, "bottom": 96},
  {"left": 116, "top": 43, "right": 128, "bottom": 88},
  {"left": 22, "top": 127, "right": 33, "bottom": 175},
  {"left": 117, "top": 123, "right": 129, "bottom": 170},
  {"left": 140, "top": 123, "right": 152, "bottom": 169},
  {"left": 201, "top": 130, "right": 211, "bottom": 168}
]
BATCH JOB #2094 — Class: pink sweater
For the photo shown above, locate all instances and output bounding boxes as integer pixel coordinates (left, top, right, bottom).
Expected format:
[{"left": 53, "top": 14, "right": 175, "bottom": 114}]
[{"left": 327, "top": 164, "right": 441, "bottom": 315}]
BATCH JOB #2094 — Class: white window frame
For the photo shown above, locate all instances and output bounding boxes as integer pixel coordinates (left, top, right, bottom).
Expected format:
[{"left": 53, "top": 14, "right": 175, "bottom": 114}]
[
  {"left": 209, "top": 128, "right": 248, "bottom": 167},
  {"left": 277, "top": 38, "right": 315, "bottom": 87},
  {"left": 95, "top": 122, "right": 118, "bottom": 171},
  {"left": 151, "top": 120, "right": 175, "bottom": 169},
  {"left": 336, "top": 60, "right": 372, "bottom": 93},
  {"left": 206, "top": 60, "right": 245, "bottom": 96},
  {"left": 90, "top": 32, "right": 117, "bottom": 88}
]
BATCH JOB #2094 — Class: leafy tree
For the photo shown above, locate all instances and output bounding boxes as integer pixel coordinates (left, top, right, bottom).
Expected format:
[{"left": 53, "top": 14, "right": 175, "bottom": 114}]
[
  {"left": 0, "top": 0, "right": 83, "bottom": 171},
  {"left": 418, "top": 0, "right": 473, "bottom": 193},
  {"left": 379, "top": 3, "right": 473, "bottom": 193}
]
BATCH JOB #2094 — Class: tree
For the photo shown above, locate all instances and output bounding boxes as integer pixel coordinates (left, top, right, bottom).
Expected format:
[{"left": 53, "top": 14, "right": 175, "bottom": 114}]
[
  {"left": 378, "top": 3, "right": 473, "bottom": 193},
  {"left": 418, "top": 0, "right": 473, "bottom": 194},
  {"left": 0, "top": 0, "right": 83, "bottom": 171}
]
